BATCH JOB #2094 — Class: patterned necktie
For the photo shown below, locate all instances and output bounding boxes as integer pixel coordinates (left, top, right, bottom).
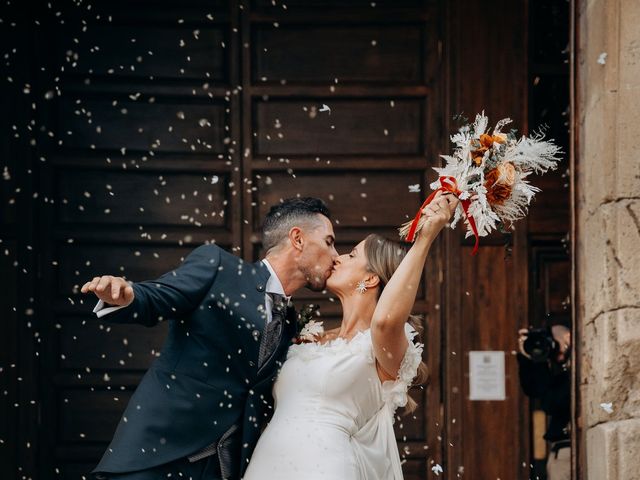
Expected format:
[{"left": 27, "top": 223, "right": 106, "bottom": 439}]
[{"left": 258, "top": 293, "right": 285, "bottom": 368}]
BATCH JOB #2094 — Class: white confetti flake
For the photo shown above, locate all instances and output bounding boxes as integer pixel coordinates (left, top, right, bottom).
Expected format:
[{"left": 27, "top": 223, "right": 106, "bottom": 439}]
[
  {"left": 432, "top": 464, "right": 443, "bottom": 475},
  {"left": 319, "top": 104, "right": 331, "bottom": 114},
  {"left": 600, "top": 402, "right": 613, "bottom": 413},
  {"left": 408, "top": 184, "right": 421, "bottom": 193},
  {"left": 597, "top": 52, "right": 608, "bottom": 65}
]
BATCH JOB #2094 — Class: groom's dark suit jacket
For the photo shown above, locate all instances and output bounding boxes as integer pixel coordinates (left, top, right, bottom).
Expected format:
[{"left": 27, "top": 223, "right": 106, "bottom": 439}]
[{"left": 92, "top": 244, "right": 296, "bottom": 479}]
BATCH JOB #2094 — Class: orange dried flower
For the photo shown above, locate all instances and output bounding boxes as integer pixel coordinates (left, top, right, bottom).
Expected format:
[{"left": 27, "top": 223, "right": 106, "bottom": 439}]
[
  {"left": 479, "top": 134, "right": 495, "bottom": 148},
  {"left": 484, "top": 164, "right": 514, "bottom": 205},
  {"left": 471, "top": 134, "right": 505, "bottom": 166}
]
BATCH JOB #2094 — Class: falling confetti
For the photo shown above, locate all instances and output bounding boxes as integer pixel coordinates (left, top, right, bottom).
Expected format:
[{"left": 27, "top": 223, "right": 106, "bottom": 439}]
[
  {"left": 408, "top": 184, "right": 421, "bottom": 193},
  {"left": 432, "top": 463, "right": 444, "bottom": 475},
  {"left": 600, "top": 402, "right": 613, "bottom": 413},
  {"left": 597, "top": 52, "right": 607, "bottom": 65},
  {"left": 319, "top": 104, "right": 331, "bottom": 114}
]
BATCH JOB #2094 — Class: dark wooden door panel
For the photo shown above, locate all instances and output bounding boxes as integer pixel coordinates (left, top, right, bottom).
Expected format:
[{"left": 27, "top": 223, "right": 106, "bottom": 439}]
[
  {"left": 446, "top": 1, "right": 534, "bottom": 479},
  {"left": 531, "top": 245, "right": 571, "bottom": 324},
  {"left": 458, "top": 247, "right": 523, "bottom": 480},
  {"left": 55, "top": 169, "right": 230, "bottom": 227},
  {"left": 57, "top": 97, "right": 228, "bottom": 153},
  {"left": 254, "top": 97, "right": 426, "bottom": 156},
  {"left": 254, "top": 171, "right": 424, "bottom": 227},
  {"left": 253, "top": 0, "right": 429, "bottom": 9},
  {"left": 61, "top": 24, "right": 228, "bottom": 81},
  {"left": 253, "top": 24, "right": 425, "bottom": 84},
  {"left": 57, "top": 389, "right": 136, "bottom": 444},
  {"left": 55, "top": 243, "right": 201, "bottom": 294},
  {"left": 0, "top": 240, "right": 18, "bottom": 475}
]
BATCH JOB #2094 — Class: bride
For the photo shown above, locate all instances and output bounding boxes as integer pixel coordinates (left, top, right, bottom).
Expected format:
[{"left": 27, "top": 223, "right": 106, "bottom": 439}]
[{"left": 243, "top": 191, "right": 458, "bottom": 480}]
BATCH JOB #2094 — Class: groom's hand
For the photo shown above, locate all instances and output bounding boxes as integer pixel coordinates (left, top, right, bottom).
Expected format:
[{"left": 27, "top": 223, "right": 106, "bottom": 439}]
[{"left": 80, "top": 275, "right": 135, "bottom": 307}]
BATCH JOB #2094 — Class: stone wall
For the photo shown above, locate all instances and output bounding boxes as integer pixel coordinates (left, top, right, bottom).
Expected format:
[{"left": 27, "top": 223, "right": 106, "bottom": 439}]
[{"left": 577, "top": 0, "right": 640, "bottom": 477}]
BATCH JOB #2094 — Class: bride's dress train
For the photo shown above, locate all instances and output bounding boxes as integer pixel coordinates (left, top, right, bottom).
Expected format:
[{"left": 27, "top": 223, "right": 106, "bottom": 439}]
[{"left": 243, "top": 325, "right": 423, "bottom": 480}]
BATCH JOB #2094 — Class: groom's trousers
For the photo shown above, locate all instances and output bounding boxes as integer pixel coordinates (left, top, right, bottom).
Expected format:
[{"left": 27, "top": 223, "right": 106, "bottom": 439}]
[{"left": 93, "top": 454, "right": 222, "bottom": 480}]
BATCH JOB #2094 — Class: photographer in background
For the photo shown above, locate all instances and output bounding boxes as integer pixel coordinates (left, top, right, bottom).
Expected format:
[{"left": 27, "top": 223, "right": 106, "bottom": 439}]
[{"left": 517, "top": 320, "right": 571, "bottom": 480}]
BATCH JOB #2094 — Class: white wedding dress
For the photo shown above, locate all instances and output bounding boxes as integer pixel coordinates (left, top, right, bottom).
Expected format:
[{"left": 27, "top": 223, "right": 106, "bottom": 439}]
[{"left": 243, "top": 324, "right": 423, "bottom": 480}]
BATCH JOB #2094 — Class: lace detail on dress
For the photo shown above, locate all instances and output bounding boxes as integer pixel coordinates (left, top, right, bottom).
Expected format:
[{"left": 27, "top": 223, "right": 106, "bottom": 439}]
[
  {"left": 381, "top": 324, "right": 424, "bottom": 411},
  {"left": 287, "top": 329, "right": 375, "bottom": 364}
]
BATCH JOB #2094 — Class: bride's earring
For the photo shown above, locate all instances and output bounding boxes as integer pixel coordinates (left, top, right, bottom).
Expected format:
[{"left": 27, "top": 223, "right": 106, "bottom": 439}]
[{"left": 356, "top": 280, "right": 367, "bottom": 294}]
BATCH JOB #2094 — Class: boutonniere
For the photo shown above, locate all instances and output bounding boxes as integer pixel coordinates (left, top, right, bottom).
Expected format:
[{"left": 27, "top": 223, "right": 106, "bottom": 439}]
[{"left": 295, "top": 304, "right": 324, "bottom": 344}]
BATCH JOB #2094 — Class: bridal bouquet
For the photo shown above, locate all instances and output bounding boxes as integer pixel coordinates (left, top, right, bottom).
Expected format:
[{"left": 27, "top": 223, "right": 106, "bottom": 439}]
[{"left": 399, "top": 112, "right": 561, "bottom": 254}]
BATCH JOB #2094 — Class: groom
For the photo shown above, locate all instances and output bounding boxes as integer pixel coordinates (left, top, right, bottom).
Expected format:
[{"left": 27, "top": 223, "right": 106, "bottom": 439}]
[{"left": 81, "top": 197, "right": 338, "bottom": 480}]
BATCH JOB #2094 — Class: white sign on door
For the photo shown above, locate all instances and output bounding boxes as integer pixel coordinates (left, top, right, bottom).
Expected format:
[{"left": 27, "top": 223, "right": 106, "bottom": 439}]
[{"left": 469, "top": 351, "right": 506, "bottom": 401}]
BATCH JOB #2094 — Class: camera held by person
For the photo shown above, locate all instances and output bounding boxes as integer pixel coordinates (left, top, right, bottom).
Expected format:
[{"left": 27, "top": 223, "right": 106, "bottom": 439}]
[
  {"left": 520, "top": 325, "right": 571, "bottom": 365},
  {"left": 517, "top": 319, "right": 571, "bottom": 480}
]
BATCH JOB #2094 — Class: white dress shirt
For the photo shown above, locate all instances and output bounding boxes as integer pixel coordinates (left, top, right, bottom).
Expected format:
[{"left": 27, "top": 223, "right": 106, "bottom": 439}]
[
  {"left": 93, "top": 259, "right": 288, "bottom": 324},
  {"left": 261, "top": 259, "right": 290, "bottom": 324}
]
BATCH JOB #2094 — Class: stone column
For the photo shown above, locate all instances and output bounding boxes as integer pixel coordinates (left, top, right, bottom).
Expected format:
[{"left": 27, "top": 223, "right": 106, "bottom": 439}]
[{"left": 577, "top": 0, "right": 640, "bottom": 478}]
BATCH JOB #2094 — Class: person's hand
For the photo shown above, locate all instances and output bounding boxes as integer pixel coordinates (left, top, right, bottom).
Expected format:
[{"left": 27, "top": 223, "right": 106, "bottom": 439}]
[
  {"left": 80, "top": 275, "right": 135, "bottom": 307},
  {"left": 551, "top": 325, "right": 571, "bottom": 362},
  {"left": 419, "top": 191, "right": 459, "bottom": 239},
  {"left": 517, "top": 328, "right": 532, "bottom": 359}
]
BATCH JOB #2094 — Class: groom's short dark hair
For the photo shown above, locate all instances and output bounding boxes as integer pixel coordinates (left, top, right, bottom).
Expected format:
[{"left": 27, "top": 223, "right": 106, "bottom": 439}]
[{"left": 262, "top": 197, "right": 331, "bottom": 253}]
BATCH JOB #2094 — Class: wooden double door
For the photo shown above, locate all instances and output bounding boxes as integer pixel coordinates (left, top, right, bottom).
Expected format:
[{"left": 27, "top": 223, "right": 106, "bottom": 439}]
[{"left": 1, "top": 0, "right": 571, "bottom": 479}]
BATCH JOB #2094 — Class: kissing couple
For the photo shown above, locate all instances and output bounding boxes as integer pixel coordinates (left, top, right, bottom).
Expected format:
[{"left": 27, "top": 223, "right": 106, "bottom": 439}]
[{"left": 82, "top": 192, "right": 458, "bottom": 480}]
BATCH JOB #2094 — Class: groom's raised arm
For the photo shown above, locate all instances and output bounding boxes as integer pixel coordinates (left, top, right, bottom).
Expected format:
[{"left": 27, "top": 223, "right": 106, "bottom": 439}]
[{"left": 81, "top": 244, "right": 222, "bottom": 327}]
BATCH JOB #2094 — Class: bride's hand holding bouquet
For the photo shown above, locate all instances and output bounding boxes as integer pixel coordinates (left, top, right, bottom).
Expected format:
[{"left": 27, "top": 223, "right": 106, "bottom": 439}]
[{"left": 412, "top": 191, "right": 459, "bottom": 248}]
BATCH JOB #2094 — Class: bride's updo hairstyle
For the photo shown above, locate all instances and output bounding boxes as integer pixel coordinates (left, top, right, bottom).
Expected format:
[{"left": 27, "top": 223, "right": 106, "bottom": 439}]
[{"left": 363, "top": 234, "right": 429, "bottom": 413}]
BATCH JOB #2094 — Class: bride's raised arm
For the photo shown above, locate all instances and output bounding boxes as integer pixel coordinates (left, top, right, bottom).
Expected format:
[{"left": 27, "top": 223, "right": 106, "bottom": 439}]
[{"left": 370, "top": 191, "right": 458, "bottom": 380}]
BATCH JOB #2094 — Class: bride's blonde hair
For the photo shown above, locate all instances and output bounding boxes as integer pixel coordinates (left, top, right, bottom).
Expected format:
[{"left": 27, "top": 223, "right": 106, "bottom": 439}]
[{"left": 363, "top": 234, "right": 429, "bottom": 414}]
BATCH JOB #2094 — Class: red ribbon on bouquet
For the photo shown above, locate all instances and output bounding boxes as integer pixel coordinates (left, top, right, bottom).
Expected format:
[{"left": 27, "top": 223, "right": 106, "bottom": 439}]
[{"left": 404, "top": 176, "right": 480, "bottom": 255}]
